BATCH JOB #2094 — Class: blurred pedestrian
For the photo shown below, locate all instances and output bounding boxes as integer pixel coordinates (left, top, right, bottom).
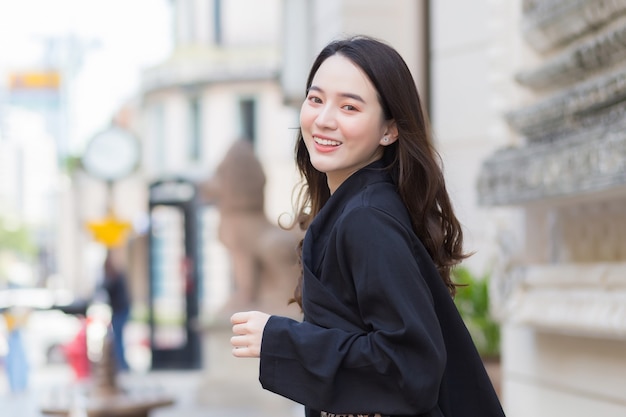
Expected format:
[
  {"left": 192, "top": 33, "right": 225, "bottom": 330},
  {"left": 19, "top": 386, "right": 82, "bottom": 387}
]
[
  {"left": 230, "top": 35, "right": 505, "bottom": 416},
  {"left": 2, "top": 306, "right": 30, "bottom": 393},
  {"left": 101, "top": 250, "right": 130, "bottom": 371}
]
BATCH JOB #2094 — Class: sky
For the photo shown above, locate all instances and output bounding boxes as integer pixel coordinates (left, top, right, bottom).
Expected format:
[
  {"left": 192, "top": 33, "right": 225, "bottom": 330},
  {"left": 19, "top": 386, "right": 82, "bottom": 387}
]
[{"left": 0, "top": 0, "right": 172, "bottom": 153}]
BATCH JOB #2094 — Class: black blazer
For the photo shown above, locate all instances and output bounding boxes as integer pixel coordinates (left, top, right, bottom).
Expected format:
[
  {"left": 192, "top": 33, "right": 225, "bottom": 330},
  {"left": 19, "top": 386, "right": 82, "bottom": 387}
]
[{"left": 260, "top": 161, "right": 505, "bottom": 417}]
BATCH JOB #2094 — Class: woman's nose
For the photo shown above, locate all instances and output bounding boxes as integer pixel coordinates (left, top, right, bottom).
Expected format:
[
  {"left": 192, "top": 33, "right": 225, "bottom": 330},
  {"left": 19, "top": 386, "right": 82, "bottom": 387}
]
[{"left": 315, "top": 105, "right": 337, "bottom": 129}]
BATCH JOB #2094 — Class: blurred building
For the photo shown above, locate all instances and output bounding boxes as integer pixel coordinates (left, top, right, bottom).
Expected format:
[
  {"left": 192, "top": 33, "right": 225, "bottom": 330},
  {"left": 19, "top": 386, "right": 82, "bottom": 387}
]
[
  {"left": 135, "top": 0, "right": 294, "bottom": 323},
  {"left": 0, "top": 38, "right": 120, "bottom": 298},
  {"left": 0, "top": 70, "right": 62, "bottom": 288}
]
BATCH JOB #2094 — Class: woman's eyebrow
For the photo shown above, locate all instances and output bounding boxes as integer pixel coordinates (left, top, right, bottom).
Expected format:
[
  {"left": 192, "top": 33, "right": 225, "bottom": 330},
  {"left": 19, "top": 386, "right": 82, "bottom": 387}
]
[{"left": 308, "top": 85, "right": 365, "bottom": 103}]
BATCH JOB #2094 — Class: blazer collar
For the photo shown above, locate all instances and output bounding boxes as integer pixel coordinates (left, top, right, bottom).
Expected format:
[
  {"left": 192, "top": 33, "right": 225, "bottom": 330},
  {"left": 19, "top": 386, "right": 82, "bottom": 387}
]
[{"left": 303, "top": 159, "right": 393, "bottom": 274}]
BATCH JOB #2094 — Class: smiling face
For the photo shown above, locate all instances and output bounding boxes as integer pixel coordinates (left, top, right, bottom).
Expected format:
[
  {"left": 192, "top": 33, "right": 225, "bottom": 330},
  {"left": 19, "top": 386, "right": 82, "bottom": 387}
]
[{"left": 300, "top": 54, "right": 397, "bottom": 193}]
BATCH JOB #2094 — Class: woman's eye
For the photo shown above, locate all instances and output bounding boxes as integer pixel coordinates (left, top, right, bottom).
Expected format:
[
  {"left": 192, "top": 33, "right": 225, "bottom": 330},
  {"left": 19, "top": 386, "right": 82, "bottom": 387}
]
[
  {"left": 342, "top": 104, "right": 357, "bottom": 111},
  {"left": 308, "top": 96, "right": 322, "bottom": 104}
]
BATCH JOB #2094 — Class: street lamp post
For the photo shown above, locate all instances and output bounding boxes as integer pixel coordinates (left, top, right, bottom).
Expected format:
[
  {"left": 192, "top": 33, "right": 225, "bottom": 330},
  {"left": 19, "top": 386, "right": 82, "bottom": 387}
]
[
  {"left": 42, "top": 124, "right": 177, "bottom": 416},
  {"left": 82, "top": 125, "right": 139, "bottom": 248}
]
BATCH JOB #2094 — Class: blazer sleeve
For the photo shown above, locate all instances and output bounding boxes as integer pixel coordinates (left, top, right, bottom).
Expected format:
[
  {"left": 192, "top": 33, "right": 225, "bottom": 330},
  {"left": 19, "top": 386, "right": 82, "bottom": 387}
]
[{"left": 259, "top": 207, "right": 446, "bottom": 416}]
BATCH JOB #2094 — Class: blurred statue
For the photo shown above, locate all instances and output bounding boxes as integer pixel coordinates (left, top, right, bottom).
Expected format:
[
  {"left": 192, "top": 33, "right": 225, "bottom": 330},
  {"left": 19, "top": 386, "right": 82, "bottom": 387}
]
[{"left": 202, "top": 140, "right": 301, "bottom": 320}]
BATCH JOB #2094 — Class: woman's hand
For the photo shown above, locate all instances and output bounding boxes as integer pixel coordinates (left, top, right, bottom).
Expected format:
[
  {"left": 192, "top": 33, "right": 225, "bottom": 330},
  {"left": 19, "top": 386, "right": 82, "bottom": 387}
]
[{"left": 230, "top": 311, "right": 270, "bottom": 358}]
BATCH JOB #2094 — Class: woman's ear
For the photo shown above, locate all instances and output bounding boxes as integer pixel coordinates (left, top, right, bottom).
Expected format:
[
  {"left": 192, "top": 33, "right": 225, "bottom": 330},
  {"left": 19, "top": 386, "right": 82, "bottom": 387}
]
[{"left": 381, "top": 121, "right": 399, "bottom": 146}]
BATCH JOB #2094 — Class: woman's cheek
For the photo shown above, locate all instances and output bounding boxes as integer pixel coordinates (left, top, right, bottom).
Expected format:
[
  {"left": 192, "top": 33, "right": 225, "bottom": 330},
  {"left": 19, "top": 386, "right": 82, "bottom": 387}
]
[{"left": 300, "top": 103, "right": 317, "bottom": 131}]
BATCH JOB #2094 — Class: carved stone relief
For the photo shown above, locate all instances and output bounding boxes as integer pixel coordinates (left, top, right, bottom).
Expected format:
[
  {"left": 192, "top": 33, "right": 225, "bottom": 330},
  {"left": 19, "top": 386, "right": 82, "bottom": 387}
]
[
  {"left": 516, "top": 14, "right": 626, "bottom": 90},
  {"left": 506, "top": 68, "right": 626, "bottom": 142},
  {"left": 554, "top": 198, "right": 626, "bottom": 262},
  {"left": 479, "top": 0, "right": 626, "bottom": 205},
  {"left": 504, "top": 263, "right": 626, "bottom": 340},
  {"left": 521, "top": 0, "right": 626, "bottom": 53},
  {"left": 480, "top": 1, "right": 626, "bottom": 339},
  {"left": 477, "top": 123, "right": 626, "bottom": 205}
]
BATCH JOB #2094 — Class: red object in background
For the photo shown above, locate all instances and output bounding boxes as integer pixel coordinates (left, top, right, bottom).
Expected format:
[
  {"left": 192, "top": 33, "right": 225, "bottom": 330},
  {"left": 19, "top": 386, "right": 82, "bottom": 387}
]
[
  {"left": 181, "top": 256, "right": 194, "bottom": 294},
  {"left": 63, "top": 317, "right": 90, "bottom": 380}
]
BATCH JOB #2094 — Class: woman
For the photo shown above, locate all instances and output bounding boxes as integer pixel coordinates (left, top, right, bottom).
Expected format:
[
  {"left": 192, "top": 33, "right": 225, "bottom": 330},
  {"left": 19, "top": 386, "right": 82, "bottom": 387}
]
[{"left": 231, "top": 35, "right": 505, "bottom": 417}]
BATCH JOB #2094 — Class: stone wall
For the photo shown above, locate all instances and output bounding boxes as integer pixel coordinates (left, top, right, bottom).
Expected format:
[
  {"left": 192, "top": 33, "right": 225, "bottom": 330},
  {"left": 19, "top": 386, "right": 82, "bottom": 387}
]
[
  {"left": 477, "top": 1, "right": 626, "bottom": 415},
  {"left": 479, "top": 0, "right": 626, "bottom": 205}
]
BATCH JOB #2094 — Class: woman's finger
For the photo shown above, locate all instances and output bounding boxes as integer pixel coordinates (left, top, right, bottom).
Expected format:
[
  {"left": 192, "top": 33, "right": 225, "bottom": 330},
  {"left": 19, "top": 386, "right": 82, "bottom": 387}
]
[
  {"left": 230, "top": 311, "right": 251, "bottom": 324},
  {"left": 230, "top": 335, "right": 249, "bottom": 347},
  {"left": 232, "top": 346, "right": 253, "bottom": 358},
  {"left": 232, "top": 322, "right": 247, "bottom": 335}
]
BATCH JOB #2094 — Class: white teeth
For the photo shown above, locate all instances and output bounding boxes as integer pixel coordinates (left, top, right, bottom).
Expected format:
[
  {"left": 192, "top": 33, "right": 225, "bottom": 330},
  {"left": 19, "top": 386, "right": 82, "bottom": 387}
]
[{"left": 314, "top": 136, "right": 340, "bottom": 146}]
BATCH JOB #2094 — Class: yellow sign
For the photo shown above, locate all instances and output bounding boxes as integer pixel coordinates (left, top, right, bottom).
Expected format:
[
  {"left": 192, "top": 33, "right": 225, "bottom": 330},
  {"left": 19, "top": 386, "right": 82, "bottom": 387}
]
[
  {"left": 9, "top": 71, "right": 61, "bottom": 90},
  {"left": 86, "top": 216, "right": 132, "bottom": 248}
]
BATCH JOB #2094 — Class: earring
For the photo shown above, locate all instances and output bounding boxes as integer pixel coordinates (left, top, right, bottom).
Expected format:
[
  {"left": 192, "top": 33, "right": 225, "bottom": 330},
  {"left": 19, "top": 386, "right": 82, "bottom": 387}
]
[{"left": 382, "top": 136, "right": 389, "bottom": 143}]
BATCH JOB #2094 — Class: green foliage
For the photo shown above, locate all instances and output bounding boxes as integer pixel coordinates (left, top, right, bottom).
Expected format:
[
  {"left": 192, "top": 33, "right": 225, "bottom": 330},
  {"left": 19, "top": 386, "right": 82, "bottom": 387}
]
[
  {"left": 0, "top": 217, "right": 36, "bottom": 257},
  {"left": 453, "top": 266, "right": 500, "bottom": 359},
  {"left": 60, "top": 154, "right": 83, "bottom": 175}
]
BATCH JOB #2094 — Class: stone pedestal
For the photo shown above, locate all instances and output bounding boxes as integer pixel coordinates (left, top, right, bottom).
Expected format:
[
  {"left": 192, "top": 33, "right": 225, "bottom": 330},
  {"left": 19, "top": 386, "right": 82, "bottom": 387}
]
[
  {"left": 41, "top": 394, "right": 175, "bottom": 417},
  {"left": 40, "top": 324, "right": 175, "bottom": 417}
]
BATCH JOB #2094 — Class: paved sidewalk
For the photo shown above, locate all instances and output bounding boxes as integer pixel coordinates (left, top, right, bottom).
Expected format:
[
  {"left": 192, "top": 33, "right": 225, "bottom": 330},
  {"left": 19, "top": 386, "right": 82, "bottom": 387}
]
[{"left": 1, "top": 365, "right": 303, "bottom": 417}]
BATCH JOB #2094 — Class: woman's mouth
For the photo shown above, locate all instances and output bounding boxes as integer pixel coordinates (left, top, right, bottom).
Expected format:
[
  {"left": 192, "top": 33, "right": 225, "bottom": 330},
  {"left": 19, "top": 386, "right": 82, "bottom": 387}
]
[{"left": 314, "top": 136, "right": 341, "bottom": 147}]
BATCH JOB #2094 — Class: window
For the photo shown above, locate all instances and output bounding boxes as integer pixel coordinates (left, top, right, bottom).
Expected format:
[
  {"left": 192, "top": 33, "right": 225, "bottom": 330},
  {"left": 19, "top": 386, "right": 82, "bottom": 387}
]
[
  {"left": 153, "top": 104, "right": 165, "bottom": 173},
  {"left": 213, "top": 0, "right": 222, "bottom": 45},
  {"left": 238, "top": 98, "right": 256, "bottom": 144},
  {"left": 189, "top": 96, "right": 201, "bottom": 161}
]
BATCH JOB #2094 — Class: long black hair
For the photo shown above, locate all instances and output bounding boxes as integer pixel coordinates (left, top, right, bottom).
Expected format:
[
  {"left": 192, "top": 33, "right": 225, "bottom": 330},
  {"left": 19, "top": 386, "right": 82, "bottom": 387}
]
[{"left": 290, "top": 35, "right": 468, "bottom": 306}]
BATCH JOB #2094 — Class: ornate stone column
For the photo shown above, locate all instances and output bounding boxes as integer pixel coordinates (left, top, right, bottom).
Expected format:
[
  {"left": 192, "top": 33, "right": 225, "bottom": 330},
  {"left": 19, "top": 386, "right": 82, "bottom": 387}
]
[
  {"left": 478, "top": 2, "right": 626, "bottom": 415},
  {"left": 479, "top": 0, "right": 626, "bottom": 338}
]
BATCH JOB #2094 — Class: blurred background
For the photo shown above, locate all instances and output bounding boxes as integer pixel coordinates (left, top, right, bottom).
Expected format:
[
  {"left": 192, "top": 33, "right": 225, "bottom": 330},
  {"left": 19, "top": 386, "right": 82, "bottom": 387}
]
[{"left": 1, "top": 1, "right": 626, "bottom": 417}]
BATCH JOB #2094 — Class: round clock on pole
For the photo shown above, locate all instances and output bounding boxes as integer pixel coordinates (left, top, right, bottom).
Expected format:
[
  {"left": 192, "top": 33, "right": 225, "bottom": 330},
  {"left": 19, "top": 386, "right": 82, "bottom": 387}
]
[{"left": 82, "top": 125, "right": 140, "bottom": 182}]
